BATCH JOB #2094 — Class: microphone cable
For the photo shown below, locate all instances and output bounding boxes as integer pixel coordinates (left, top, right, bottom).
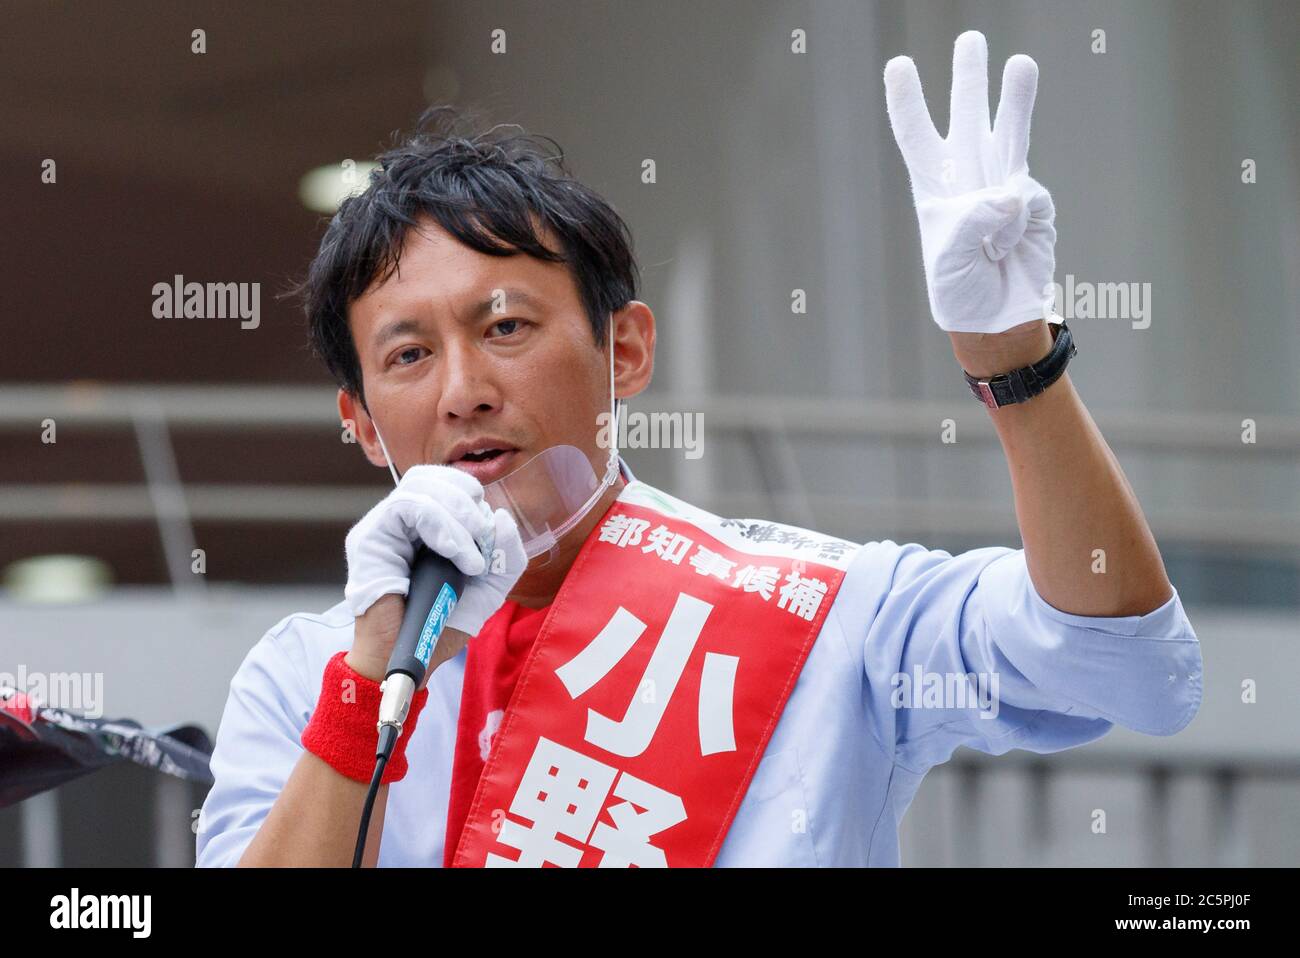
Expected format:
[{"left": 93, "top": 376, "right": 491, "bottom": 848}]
[{"left": 352, "top": 546, "right": 471, "bottom": 868}]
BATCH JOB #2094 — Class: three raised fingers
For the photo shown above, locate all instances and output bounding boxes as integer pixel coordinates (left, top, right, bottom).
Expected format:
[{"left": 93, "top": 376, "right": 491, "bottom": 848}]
[{"left": 885, "top": 31, "right": 1040, "bottom": 178}]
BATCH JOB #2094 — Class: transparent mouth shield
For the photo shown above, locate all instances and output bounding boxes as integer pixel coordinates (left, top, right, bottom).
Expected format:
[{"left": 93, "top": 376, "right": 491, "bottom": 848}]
[
  {"left": 480, "top": 443, "right": 620, "bottom": 566},
  {"left": 368, "top": 313, "right": 622, "bottom": 568}
]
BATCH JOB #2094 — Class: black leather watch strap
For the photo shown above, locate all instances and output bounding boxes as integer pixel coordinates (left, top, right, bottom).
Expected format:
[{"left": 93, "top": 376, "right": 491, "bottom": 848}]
[{"left": 962, "top": 320, "right": 1077, "bottom": 409}]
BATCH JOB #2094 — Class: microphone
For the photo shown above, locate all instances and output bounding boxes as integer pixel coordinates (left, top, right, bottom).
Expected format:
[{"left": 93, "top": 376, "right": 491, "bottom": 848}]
[
  {"left": 357, "top": 538, "right": 489, "bottom": 867},
  {"left": 374, "top": 546, "right": 471, "bottom": 761}
]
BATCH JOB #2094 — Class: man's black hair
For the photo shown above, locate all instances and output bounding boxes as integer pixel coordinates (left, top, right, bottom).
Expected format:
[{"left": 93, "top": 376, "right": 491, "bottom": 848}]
[{"left": 288, "top": 105, "right": 640, "bottom": 407}]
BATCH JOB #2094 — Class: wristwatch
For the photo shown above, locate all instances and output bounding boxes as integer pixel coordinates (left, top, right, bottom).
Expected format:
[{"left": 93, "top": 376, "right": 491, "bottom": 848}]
[{"left": 962, "top": 319, "right": 1076, "bottom": 409}]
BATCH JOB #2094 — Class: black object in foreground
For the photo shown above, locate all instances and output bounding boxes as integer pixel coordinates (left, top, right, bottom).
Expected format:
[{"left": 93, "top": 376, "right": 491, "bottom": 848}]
[{"left": 0, "top": 685, "right": 213, "bottom": 808}]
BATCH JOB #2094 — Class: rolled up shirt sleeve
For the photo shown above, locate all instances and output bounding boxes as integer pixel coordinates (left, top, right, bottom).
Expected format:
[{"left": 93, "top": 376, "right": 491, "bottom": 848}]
[
  {"left": 856, "top": 540, "right": 1203, "bottom": 774},
  {"left": 195, "top": 620, "right": 314, "bottom": 867}
]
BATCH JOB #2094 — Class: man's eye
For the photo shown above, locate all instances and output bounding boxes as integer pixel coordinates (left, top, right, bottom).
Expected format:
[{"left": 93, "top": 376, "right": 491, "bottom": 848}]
[
  {"left": 393, "top": 347, "right": 426, "bottom": 366},
  {"left": 490, "top": 319, "right": 523, "bottom": 337}
]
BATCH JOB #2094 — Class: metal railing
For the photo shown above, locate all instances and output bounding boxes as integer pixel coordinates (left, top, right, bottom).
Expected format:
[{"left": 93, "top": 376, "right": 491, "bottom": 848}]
[
  {"left": 5, "top": 384, "right": 1299, "bottom": 552},
  {"left": 912, "top": 751, "right": 1300, "bottom": 868}
]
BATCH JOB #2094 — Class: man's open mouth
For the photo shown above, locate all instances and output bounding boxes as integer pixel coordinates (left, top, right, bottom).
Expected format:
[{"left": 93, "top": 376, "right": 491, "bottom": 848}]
[
  {"left": 446, "top": 446, "right": 522, "bottom": 484},
  {"left": 459, "top": 448, "right": 508, "bottom": 463}
]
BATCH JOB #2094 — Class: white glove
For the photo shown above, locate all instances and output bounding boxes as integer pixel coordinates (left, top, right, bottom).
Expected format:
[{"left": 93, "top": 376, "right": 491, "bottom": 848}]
[
  {"left": 444, "top": 505, "right": 528, "bottom": 637},
  {"left": 343, "top": 464, "right": 528, "bottom": 637},
  {"left": 884, "top": 30, "right": 1056, "bottom": 334}
]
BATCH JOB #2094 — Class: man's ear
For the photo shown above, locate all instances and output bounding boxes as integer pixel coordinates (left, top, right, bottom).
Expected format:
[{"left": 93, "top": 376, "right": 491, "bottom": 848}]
[
  {"left": 612, "top": 301, "right": 655, "bottom": 400},
  {"left": 337, "top": 388, "right": 392, "bottom": 469}
]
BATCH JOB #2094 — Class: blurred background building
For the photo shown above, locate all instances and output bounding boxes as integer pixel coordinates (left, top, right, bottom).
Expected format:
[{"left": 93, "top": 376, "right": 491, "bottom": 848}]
[{"left": 2, "top": 0, "right": 1296, "bottom": 866}]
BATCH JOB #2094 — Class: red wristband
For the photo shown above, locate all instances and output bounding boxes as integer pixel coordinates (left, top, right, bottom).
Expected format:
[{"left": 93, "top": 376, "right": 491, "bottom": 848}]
[{"left": 301, "top": 651, "right": 429, "bottom": 784}]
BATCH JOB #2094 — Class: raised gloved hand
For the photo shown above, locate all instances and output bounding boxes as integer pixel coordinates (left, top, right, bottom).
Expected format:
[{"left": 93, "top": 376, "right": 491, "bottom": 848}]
[
  {"left": 343, "top": 464, "right": 527, "bottom": 639},
  {"left": 884, "top": 30, "right": 1056, "bottom": 334}
]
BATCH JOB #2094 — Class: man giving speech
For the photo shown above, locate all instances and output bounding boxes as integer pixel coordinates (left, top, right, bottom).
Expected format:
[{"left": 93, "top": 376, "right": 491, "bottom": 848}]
[{"left": 197, "top": 31, "right": 1202, "bottom": 868}]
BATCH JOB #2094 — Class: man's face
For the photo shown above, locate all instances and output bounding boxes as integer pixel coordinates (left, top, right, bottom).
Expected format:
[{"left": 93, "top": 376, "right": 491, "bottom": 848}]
[{"left": 345, "top": 215, "right": 614, "bottom": 498}]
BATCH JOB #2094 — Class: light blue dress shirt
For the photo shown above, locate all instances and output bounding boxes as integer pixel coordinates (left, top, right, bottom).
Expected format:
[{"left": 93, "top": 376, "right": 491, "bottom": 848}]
[{"left": 195, "top": 514, "right": 1203, "bottom": 867}]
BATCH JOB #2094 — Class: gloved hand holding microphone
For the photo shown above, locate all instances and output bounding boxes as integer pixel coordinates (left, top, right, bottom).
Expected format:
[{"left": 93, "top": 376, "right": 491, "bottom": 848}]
[
  {"left": 342, "top": 464, "right": 528, "bottom": 687},
  {"left": 296, "top": 462, "right": 528, "bottom": 861}
]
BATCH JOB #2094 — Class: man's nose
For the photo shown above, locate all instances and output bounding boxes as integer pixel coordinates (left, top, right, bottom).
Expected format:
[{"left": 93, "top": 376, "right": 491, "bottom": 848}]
[{"left": 435, "top": 341, "right": 501, "bottom": 420}]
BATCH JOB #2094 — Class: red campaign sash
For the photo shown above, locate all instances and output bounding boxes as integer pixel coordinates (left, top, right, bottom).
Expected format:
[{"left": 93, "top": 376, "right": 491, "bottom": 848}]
[{"left": 451, "top": 481, "right": 857, "bottom": 867}]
